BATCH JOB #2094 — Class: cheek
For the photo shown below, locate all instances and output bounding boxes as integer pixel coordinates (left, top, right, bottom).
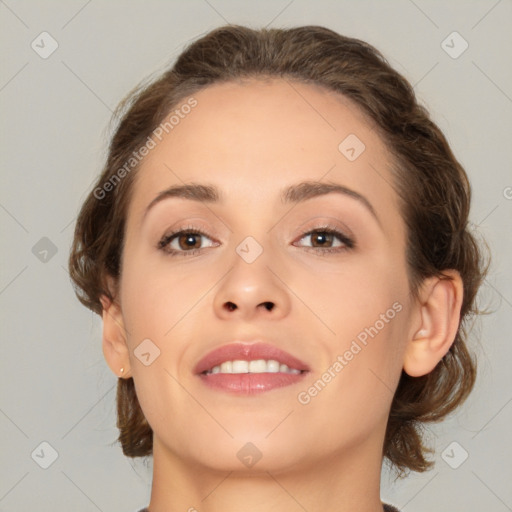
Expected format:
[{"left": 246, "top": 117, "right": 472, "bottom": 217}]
[
  {"left": 120, "top": 252, "right": 207, "bottom": 339},
  {"left": 293, "top": 246, "right": 410, "bottom": 393},
  {"left": 294, "top": 297, "right": 409, "bottom": 452},
  {"left": 294, "top": 245, "right": 408, "bottom": 336}
]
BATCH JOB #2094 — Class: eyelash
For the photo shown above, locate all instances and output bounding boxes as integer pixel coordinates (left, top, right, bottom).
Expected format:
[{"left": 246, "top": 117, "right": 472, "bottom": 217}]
[{"left": 157, "top": 225, "right": 355, "bottom": 257}]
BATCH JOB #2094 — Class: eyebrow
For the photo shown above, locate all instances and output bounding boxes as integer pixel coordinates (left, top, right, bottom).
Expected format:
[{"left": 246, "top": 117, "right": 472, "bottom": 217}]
[
  {"left": 143, "top": 180, "right": 379, "bottom": 225},
  {"left": 281, "top": 181, "right": 379, "bottom": 224},
  {"left": 143, "top": 183, "right": 220, "bottom": 220}
]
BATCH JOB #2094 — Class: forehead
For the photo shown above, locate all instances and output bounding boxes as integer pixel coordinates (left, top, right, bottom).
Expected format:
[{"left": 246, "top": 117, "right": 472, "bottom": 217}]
[{"left": 128, "top": 78, "right": 402, "bottom": 229}]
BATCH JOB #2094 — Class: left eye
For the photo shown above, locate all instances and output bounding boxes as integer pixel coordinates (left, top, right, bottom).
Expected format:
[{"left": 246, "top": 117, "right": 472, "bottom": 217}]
[{"left": 296, "top": 230, "right": 352, "bottom": 249}]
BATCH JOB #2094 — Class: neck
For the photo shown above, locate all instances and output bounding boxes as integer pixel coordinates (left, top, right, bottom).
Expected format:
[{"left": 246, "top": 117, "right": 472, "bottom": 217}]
[{"left": 147, "top": 436, "right": 386, "bottom": 512}]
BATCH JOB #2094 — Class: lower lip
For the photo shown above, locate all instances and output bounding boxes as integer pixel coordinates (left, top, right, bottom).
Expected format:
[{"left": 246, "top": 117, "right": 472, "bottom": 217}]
[{"left": 198, "top": 372, "right": 307, "bottom": 394}]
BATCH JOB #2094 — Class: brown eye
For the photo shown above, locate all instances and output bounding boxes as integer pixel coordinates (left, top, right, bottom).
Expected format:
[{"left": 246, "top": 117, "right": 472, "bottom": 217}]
[
  {"left": 177, "top": 233, "right": 202, "bottom": 250},
  {"left": 297, "top": 229, "right": 353, "bottom": 250},
  {"left": 309, "top": 232, "right": 335, "bottom": 247},
  {"left": 158, "top": 229, "right": 218, "bottom": 256}
]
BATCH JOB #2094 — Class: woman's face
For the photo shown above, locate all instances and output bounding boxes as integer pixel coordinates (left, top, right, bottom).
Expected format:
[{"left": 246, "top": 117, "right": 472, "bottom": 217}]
[{"left": 116, "top": 79, "right": 417, "bottom": 472}]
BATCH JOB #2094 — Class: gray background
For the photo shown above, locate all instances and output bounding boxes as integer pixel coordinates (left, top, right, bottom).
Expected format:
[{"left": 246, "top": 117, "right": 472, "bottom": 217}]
[{"left": 1, "top": 1, "right": 511, "bottom": 511}]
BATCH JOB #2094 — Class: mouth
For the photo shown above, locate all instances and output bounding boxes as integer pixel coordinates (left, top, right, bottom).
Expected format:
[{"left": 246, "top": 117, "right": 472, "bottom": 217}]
[{"left": 194, "top": 342, "right": 310, "bottom": 395}]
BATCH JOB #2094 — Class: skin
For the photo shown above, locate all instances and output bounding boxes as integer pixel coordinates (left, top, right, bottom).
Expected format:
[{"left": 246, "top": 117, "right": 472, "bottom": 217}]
[{"left": 101, "top": 79, "right": 463, "bottom": 512}]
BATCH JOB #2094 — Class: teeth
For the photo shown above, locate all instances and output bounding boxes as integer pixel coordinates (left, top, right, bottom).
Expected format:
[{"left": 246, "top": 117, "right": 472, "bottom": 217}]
[
  {"left": 207, "top": 359, "right": 302, "bottom": 375},
  {"left": 249, "top": 359, "right": 267, "bottom": 373},
  {"left": 267, "top": 360, "right": 280, "bottom": 373},
  {"left": 220, "top": 361, "right": 232, "bottom": 373},
  {"left": 232, "top": 360, "right": 249, "bottom": 373}
]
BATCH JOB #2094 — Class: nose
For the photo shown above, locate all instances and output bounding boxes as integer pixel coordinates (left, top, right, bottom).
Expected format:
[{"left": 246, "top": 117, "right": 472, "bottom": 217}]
[{"left": 212, "top": 249, "right": 291, "bottom": 322}]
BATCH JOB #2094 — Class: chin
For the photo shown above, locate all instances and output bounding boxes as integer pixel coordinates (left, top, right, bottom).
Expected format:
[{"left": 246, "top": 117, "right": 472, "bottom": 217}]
[{"left": 163, "top": 432, "right": 306, "bottom": 474}]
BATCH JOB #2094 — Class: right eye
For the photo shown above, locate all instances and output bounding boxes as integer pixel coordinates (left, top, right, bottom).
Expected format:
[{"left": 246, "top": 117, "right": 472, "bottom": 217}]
[{"left": 158, "top": 229, "right": 219, "bottom": 256}]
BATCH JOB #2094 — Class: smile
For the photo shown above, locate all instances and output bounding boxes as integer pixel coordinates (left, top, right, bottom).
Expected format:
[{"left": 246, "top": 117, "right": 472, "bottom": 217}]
[
  {"left": 195, "top": 342, "right": 309, "bottom": 394},
  {"left": 205, "top": 359, "right": 302, "bottom": 375}
]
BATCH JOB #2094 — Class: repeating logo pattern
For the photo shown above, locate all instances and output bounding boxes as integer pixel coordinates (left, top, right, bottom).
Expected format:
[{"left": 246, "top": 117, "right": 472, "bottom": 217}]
[{"left": 1, "top": 2, "right": 509, "bottom": 511}]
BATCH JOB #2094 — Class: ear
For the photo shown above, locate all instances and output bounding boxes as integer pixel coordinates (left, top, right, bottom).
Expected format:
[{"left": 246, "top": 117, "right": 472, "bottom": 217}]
[
  {"left": 99, "top": 278, "right": 131, "bottom": 379},
  {"left": 403, "top": 270, "right": 464, "bottom": 377}
]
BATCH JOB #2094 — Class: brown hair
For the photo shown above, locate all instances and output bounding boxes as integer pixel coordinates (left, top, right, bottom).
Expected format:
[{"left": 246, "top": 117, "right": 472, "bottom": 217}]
[{"left": 68, "top": 25, "right": 486, "bottom": 475}]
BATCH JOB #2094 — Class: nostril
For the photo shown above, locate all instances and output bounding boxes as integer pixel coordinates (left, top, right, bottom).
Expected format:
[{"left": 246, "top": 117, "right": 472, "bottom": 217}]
[{"left": 223, "top": 301, "right": 274, "bottom": 312}]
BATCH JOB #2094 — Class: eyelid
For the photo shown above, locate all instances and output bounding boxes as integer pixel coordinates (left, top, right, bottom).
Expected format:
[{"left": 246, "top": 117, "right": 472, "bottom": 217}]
[
  {"left": 159, "top": 218, "right": 219, "bottom": 241},
  {"left": 293, "top": 217, "right": 355, "bottom": 241}
]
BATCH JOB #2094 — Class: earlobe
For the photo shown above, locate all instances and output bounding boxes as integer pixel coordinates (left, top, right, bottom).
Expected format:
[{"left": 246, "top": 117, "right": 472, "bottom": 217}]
[
  {"left": 100, "top": 291, "right": 132, "bottom": 379},
  {"left": 403, "top": 271, "right": 464, "bottom": 377}
]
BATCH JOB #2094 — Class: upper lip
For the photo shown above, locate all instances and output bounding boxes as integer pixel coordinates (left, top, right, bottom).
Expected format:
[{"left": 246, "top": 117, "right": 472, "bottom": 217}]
[{"left": 194, "top": 342, "right": 310, "bottom": 374}]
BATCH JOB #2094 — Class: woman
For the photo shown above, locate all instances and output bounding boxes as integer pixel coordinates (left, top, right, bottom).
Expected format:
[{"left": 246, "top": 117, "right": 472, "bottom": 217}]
[{"left": 69, "top": 25, "right": 485, "bottom": 512}]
